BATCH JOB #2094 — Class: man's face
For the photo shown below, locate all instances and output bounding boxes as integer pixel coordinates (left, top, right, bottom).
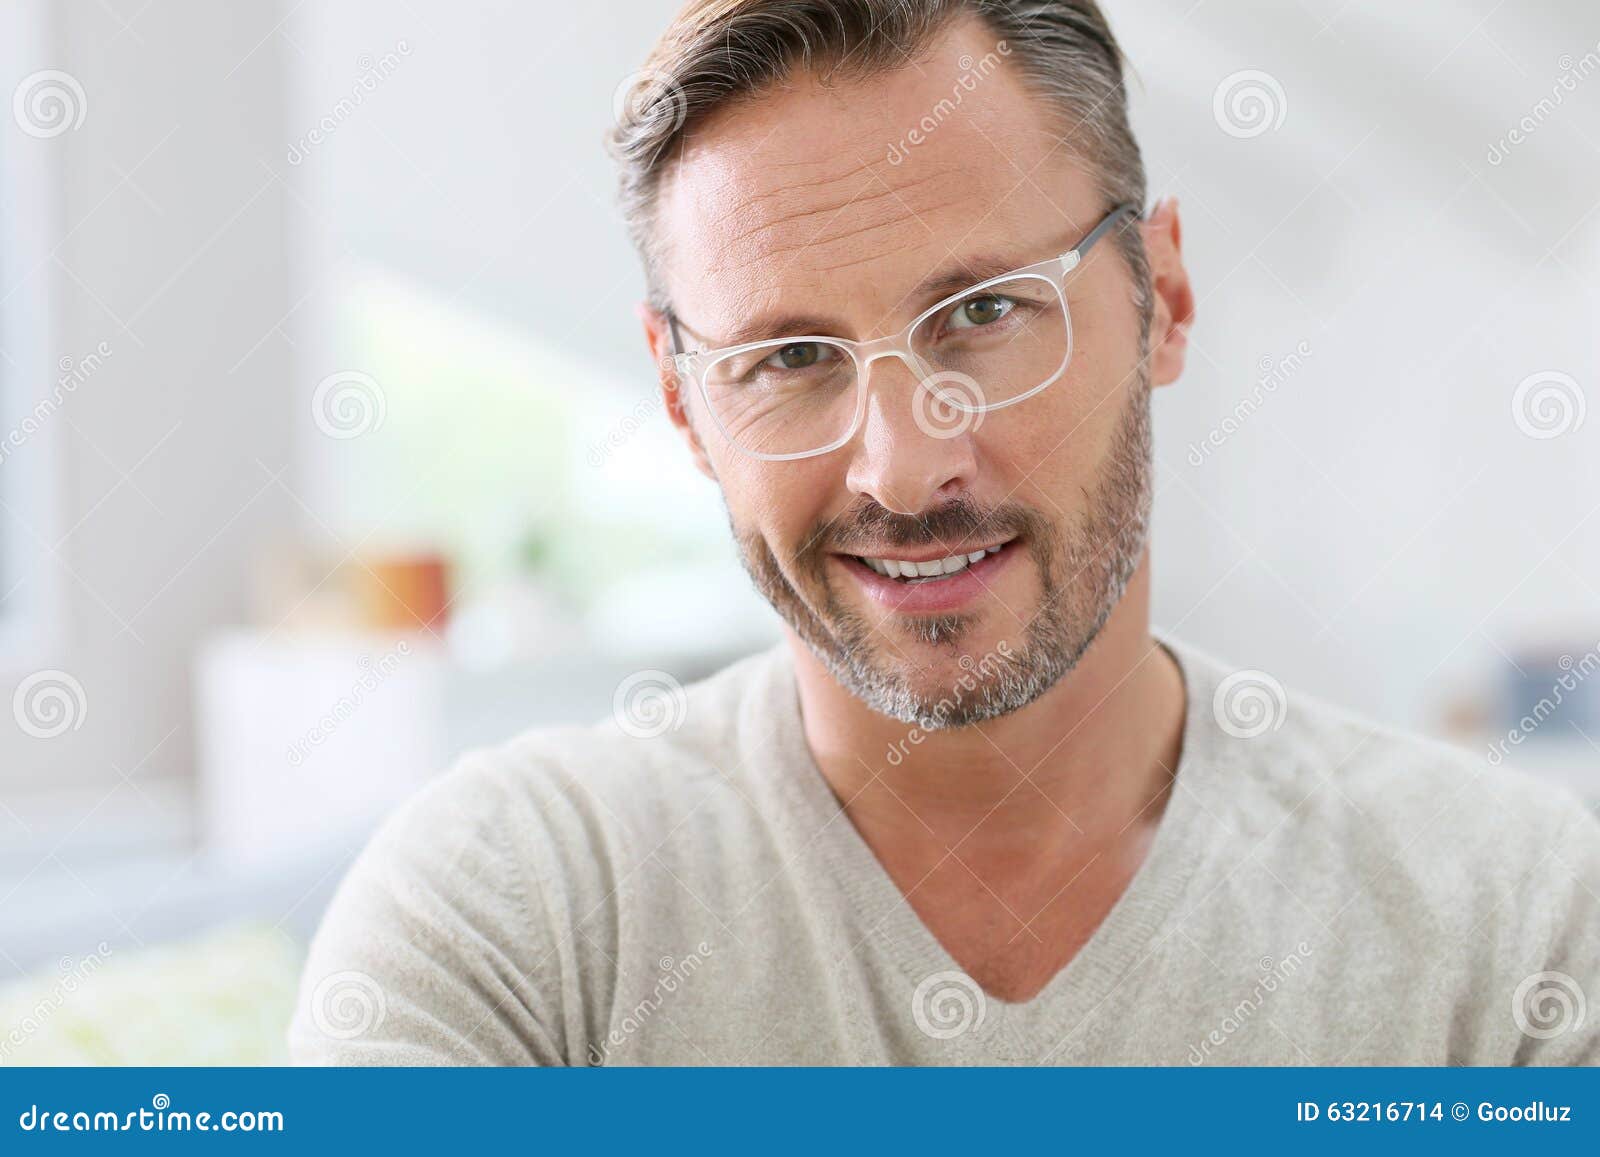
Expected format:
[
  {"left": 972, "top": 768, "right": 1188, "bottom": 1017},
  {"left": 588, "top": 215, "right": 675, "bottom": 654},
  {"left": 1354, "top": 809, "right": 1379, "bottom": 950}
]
[{"left": 652, "top": 19, "right": 1163, "bottom": 729}]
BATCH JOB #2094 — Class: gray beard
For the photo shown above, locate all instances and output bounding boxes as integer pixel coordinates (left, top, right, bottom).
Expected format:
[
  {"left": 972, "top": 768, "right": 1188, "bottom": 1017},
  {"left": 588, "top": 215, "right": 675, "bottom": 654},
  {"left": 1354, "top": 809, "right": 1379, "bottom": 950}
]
[{"left": 732, "top": 381, "right": 1154, "bottom": 732}]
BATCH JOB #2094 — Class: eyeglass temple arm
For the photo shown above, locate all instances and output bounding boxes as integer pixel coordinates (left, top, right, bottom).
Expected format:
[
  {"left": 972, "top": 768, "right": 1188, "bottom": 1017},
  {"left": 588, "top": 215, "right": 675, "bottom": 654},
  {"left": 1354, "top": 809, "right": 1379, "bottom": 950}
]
[
  {"left": 1075, "top": 200, "right": 1143, "bottom": 258},
  {"left": 664, "top": 309, "right": 688, "bottom": 360}
]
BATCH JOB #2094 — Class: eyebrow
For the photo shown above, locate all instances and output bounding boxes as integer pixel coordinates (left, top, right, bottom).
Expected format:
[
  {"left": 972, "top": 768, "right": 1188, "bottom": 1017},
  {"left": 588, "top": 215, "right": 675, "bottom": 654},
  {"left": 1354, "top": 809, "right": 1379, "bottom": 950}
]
[{"left": 693, "top": 251, "right": 1042, "bottom": 351}]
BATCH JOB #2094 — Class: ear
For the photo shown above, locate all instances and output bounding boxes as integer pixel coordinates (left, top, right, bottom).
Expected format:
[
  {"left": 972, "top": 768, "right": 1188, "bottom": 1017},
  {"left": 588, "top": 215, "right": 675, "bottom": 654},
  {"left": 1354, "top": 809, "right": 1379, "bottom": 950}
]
[
  {"left": 1140, "top": 196, "right": 1196, "bottom": 389},
  {"left": 637, "top": 302, "right": 716, "bottom": 481}
]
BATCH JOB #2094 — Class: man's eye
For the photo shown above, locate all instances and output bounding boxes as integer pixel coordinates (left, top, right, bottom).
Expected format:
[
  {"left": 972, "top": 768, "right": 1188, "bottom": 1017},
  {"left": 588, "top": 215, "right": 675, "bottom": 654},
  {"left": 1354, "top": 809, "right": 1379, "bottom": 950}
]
[
  {"left": 946, "top": 294, "right": 1013, "bottom": 330},
  {"left": 762, "top": 342, "right": 829, "bottom": 370}
]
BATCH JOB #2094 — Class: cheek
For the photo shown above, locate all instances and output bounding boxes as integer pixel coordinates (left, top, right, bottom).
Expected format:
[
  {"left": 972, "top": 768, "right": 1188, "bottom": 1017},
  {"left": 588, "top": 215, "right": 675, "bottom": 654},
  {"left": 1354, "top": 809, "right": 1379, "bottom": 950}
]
[
  {"left": 718, "top": 456, "right": 841, "bottom": 550},
  {"left": 977, "top": 351, "right": 1128, "bottom": 489}
]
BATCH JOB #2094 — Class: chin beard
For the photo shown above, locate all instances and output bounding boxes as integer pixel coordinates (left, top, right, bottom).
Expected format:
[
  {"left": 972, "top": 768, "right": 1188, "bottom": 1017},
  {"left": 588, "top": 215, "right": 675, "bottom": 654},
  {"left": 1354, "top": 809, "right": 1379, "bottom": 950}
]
[{"left": 731, "top": 383, "right": 1154, "bottom": 731}]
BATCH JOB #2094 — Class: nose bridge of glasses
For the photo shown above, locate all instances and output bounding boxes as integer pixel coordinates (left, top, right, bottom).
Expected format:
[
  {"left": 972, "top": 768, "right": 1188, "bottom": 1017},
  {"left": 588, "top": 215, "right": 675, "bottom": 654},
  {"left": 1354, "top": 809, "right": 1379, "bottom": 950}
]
[{"left": 853, "top": 332, "right": 927, "bottom": 386}]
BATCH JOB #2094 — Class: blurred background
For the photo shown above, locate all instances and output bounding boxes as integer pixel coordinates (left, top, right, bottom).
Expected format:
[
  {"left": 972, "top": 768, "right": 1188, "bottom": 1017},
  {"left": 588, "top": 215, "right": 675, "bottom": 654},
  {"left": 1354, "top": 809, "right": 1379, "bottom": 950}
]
[{"left": 0, "top": 0, "right": 1595, "bottom": 1063}]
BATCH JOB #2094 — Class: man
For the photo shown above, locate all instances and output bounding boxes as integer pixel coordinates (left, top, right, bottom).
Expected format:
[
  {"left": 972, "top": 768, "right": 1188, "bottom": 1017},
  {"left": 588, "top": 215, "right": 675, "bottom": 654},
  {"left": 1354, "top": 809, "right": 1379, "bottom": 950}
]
[{"left": 291, "top": 0, "right": 1599, "bottom": 1065}]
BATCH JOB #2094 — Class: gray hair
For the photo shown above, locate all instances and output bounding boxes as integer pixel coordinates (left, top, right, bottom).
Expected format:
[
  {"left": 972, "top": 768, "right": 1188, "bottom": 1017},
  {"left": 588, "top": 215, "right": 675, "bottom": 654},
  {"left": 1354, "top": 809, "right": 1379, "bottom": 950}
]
[{"left": 606, "top": 0, "right": 1151, "bottom": 325}]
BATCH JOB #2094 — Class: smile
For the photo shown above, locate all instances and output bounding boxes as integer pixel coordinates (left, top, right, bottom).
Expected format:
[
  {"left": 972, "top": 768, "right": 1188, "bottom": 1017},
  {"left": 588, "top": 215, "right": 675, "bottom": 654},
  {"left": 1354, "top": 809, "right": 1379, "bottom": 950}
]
[
  {"left": 856, "top": 543, "right": 1007, "bottom": 583},
  {"left": 837, "top": 537, "right": 1021, "bottom": 616}
]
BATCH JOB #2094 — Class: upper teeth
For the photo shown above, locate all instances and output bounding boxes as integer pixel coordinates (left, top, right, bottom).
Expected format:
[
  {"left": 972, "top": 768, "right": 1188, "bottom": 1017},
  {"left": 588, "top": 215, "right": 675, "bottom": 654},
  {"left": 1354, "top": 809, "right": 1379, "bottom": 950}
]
[{"left": 861, "top": 544, "right": 1004, "bottom": 579}]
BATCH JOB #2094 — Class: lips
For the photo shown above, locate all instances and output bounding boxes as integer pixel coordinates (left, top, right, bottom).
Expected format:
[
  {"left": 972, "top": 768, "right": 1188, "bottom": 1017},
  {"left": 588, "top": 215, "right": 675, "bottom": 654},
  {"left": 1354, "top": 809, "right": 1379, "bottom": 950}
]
[{"left": 836, "top": 537, "right": 1021, "bottom": 614}]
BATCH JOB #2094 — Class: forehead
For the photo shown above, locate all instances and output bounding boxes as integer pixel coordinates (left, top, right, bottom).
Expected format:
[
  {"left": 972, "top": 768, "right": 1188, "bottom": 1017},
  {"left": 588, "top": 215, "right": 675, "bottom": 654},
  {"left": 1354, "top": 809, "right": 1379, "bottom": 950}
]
[{"left": 654, "top": 17, "right": 1101, "bottom": 338}]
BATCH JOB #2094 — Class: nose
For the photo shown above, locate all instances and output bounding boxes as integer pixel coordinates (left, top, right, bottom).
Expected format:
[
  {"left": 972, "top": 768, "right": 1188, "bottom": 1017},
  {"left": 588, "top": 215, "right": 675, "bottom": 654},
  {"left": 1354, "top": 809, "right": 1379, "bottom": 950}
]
[{"left": 844, "top": 353, "right": 979, "bottom": 516}]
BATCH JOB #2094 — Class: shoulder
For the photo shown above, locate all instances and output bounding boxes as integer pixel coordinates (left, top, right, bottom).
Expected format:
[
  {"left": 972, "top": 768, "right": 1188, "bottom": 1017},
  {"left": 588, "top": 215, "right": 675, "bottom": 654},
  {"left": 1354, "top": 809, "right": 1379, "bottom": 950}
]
[
  {"left": 409, "top": 643, "right": 792, "bottom": 850},
  {"left": 291, "top": 645, "right": 793, "bottom": 1065},
  {"left": 1169, "top": 637, "right": 1600, "bottom": 933}
]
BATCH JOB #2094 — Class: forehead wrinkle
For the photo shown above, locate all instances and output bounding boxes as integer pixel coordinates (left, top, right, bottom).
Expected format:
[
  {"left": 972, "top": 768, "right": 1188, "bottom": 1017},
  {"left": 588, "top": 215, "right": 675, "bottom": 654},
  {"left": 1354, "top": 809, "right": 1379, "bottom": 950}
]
[{"left": 716, "top": 165, "right": 955, "bottom": 259}]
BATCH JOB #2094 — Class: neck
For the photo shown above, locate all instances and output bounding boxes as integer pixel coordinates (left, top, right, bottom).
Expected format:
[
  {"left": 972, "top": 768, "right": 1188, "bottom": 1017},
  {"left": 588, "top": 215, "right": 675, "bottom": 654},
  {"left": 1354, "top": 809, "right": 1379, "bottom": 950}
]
[{"left": 789, "top": 555, "right": 1185, "bottom": 850}]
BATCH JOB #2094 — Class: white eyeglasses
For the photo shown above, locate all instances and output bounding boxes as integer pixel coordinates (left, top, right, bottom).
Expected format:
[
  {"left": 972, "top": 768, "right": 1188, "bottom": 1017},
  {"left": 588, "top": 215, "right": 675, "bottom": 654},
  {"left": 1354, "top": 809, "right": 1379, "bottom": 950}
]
[{"left": 663, "top": 201, "right": 1140, "bottom": 461}]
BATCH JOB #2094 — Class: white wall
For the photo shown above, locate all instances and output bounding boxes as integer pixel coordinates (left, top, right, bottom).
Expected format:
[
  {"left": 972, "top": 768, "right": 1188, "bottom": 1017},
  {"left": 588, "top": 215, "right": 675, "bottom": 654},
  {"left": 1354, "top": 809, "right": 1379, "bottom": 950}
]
[{"left": 0, "top": 2, "right": 296, "bottom": 829}]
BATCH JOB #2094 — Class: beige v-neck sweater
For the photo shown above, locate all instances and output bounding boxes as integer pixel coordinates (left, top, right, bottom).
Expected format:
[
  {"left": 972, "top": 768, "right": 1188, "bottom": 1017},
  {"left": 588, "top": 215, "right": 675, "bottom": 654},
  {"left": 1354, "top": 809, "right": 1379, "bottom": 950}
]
[{"left": 289, "top": 639, "right": 1600, "bottom": 1065}]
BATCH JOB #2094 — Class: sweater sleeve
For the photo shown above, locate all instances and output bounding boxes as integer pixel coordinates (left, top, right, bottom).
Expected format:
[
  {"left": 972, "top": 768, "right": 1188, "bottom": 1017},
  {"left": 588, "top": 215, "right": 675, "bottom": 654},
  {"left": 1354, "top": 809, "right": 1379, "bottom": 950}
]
[
  {"left": 1511, "top": 798, "right": 1600, "bottom": 1066},
  {"left": 287, "top": 754, "right": 569, "bottom": 1066}
]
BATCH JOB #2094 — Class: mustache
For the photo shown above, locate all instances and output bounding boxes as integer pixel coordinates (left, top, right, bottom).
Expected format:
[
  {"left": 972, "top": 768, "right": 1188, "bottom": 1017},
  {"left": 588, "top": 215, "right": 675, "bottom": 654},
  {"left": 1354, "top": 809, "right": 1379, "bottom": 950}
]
[{"left": 809, "top": 494, "right": 1040, "bottom": 558}]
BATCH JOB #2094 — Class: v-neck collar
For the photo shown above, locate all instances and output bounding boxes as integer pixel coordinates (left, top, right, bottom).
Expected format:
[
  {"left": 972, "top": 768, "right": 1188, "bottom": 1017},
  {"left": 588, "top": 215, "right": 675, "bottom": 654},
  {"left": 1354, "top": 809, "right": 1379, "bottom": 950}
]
[{"left": 761, "top": 636, "right": 1222, "bottom": 1063}]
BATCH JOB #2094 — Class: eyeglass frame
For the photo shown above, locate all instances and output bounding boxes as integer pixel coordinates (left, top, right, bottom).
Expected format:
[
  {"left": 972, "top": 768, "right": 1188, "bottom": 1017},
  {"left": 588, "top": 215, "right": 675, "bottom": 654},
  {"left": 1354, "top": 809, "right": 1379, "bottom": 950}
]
[{"left": 660, "top": 200, "right": 1143, "bottom": 462}]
